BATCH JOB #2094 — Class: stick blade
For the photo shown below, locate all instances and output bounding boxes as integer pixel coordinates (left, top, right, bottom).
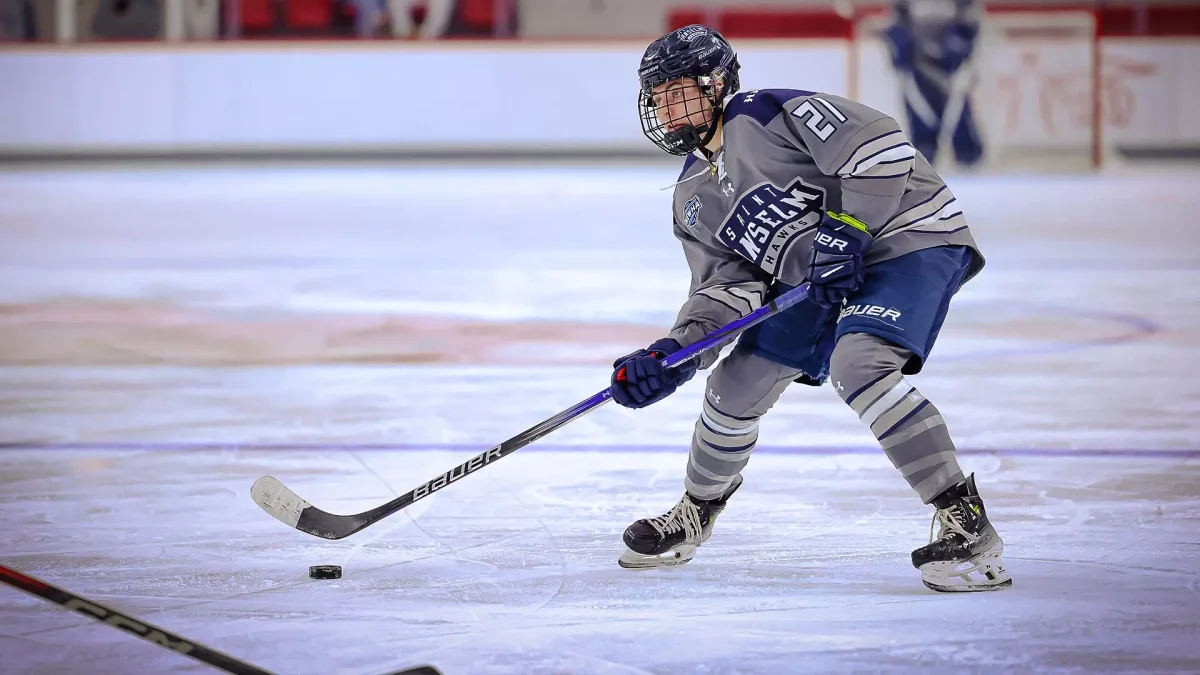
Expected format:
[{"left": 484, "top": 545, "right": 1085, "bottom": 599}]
[{"left": 250, "top": 475, "right": 312, "bottom": 529}]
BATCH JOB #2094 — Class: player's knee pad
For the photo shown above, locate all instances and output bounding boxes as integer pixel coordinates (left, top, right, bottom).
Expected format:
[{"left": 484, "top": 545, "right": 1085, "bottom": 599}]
[
  {"left": 693, "top": 348, "right": 794, "bottom": 476},
  {"left": 700, "top": 347, "right": 798, "bottom": 423},
  {"left": 828, "top": 332, "right": 912, "bottom": 405},
  {"left": 830, "top": 332, "right": 929, "bottom": 437}
]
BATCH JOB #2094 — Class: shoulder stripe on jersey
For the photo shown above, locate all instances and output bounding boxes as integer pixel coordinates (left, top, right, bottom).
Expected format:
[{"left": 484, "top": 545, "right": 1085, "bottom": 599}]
[
  {"left": 888, "top": 197, "right": 957, "bottom": 233},
  {"left": 905, "top": 225, "right": 970, "bottom": 237},
  {"left": 881, "top": 185, "right": 949, "bottom": 225},
  {"left": 846, "top": 143, "right": 917, "bottom": 177},
  {"left": 868, "top": 156, "right": 915, "bottom": 167},
  {"left": 879, "top": 196, "right": 962, "bottom": 240},
  {"left": 852, "top": 169, "right": 914, "bottom": 181},
  {"left": 846, "top": 129, "right": 904, "bottom": 148},
  {"left": 853, "top": 157, "right": 915, "bottom": 180},
  {"left": 891, "top": 218, "right": 969, "bottom": 239},
  {"left": 811, "top": 97, "right": 848, "bottom": 123},
  {"left": 836, "top": 129, "right": 907, "bottom": 175}
]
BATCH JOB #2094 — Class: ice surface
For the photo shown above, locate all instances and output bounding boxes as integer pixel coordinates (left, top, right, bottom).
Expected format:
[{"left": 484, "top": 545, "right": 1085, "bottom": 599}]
[{"left": 1, "top": 164, "right": 1198, "bottom": 674}]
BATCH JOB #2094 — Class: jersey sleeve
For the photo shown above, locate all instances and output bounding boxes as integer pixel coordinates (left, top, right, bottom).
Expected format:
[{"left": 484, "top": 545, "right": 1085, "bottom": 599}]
[
  {"left": 667, "top": 219, "right": 768, "bottom": 370},
  {"left": 781, "top": 93, "right": 916, "bottom": 234}
]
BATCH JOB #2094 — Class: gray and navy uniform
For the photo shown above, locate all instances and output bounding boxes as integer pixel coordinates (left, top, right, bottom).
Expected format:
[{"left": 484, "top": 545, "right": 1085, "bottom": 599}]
[{"left": 666, "top": 89, "right": 981, "bottom": 505}]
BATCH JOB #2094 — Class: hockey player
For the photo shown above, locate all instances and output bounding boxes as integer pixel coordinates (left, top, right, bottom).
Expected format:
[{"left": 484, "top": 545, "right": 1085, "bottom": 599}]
[
  {"left": 609, "top": 24, "right": 1010, "bottom": 592},
  {"left": 882, "top": 0, "right": 985, "bottom": 167}
]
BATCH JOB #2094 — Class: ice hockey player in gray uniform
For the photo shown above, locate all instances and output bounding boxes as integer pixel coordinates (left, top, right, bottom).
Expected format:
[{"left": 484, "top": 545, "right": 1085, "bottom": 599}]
[{"left": 608, "top": 24, "right": 1010, "bottom": 592}]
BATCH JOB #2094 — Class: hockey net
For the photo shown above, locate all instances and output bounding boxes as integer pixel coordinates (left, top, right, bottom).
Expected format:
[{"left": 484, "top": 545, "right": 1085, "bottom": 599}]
[{"left": 852, "top": 8, "right": 1102, "bottom": 171}]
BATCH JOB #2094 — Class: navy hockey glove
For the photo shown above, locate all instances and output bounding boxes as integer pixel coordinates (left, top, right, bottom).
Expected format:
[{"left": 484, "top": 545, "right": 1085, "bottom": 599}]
[
  {"left": 807, "top": 212, "right": 873, "bottom": 309},
  {"left": 610, "top": 338, "right": 698, "bottom": 409},
  {"left": 939, "top": 23, "right": 976, "bottom": 72}
]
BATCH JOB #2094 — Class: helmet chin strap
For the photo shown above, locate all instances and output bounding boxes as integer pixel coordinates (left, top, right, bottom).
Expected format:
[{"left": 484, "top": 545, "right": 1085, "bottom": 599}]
[
  {"left": 696, "top": 116, "right": 721, "bottom": 155},
  {"left": 677, "top": 76, "right": 727, "bottom": 155},
  {"left": 698, "top": 75, "right": 734, "bottom": 152},
  {"left": 690, "top": 87, "right": 732, "bottom": 159}
]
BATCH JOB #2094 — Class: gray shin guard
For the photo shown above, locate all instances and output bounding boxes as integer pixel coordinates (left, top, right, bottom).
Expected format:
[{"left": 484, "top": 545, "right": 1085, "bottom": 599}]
[
  {"left": 830, "top": 333, "right": 965, "bottom": 503},
  {"left": 686, "top": 348, "right": 800, "bottom": 500}
]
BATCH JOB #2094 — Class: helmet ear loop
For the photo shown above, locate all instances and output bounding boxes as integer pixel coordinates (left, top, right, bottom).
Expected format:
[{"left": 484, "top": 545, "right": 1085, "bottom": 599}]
[
  {"left": 702, "top": 84, "right": 723, "bottom": 112},
  {"left": 697, "top": 69, "right": 731, "bottom": 125}
]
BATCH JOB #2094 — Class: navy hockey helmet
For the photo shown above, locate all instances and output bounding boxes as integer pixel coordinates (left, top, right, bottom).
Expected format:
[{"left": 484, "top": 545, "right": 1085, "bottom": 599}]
[{"left": 638, "top": 24, "right": 741, "bottom": 156}]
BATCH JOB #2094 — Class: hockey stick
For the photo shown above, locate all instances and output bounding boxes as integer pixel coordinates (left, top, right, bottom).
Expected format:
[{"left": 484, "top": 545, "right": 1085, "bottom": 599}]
[
  {"left": 0, "top": 563, "right": 273, "bottom": 675},
  {"left": 934, "top": 56, "right": 976, "bottom": 172},
  {"left": 251, "top": 282, "right": 812, "bottom": 540},
  {"left": 0, "top": 564, "right": 443, "bottom": 675}
]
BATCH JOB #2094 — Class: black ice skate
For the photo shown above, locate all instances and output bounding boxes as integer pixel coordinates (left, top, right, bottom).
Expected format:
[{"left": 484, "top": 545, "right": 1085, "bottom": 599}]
[
  {"left": 618, "top": 475, "right": 743, "bottom": 569},
  {"left": 911, "top": 474, "right": 1012, "bottom": 592}
]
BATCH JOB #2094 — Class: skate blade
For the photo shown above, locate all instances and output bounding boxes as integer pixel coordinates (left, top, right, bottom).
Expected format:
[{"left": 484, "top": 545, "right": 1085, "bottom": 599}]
[
  {"left": 920, "top": 552, "right": 1012, "bottom": 592},
  {"left": 617, "top": 544, "right": 697, "bottom": 569}
]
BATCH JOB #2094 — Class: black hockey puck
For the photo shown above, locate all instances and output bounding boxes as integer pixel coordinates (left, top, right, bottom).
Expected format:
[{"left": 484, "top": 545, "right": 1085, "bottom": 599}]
[{"left": 308, "top": 565, "right": 342, "bottom": 580}]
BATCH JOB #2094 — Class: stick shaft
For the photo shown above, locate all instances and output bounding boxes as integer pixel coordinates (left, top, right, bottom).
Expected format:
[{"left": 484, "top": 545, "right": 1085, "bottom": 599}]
[
  {"left": 271, "top": 283, "right": 810, "bottom": 539},
  {"left": 357, "top": 283, "right": 810, "bottom": 521},
  {"left": 0, "top": 564, "right": 274, "bottom": 675}
]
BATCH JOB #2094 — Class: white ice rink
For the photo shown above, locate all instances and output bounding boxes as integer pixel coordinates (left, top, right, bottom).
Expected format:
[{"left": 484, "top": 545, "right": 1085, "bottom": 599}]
[{"left": 1, "top": 164, "right": 1198, "bottom": 674}]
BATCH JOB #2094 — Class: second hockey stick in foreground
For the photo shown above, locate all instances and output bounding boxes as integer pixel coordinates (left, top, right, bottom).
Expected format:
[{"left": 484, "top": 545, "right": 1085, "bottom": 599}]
[
  {"left": 252, "top": 283, "right": 811, "bottom": 540},
  {"left": 0, "top": 564, "right": 443, "bottom": 675},
  {"left": 0, "top": 563, "right": 272, "bottom": 675}
]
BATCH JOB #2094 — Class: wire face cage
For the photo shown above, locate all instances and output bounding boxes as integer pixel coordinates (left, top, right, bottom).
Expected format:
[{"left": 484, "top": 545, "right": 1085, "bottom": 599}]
[{"left": 639, "top": 70, "right": 731, "bottom": 155}]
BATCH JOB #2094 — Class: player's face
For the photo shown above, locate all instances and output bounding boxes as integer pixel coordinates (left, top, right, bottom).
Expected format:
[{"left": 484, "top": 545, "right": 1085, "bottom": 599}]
[{"left": 650, "top": 78, "right": 713, "bottom": 133}]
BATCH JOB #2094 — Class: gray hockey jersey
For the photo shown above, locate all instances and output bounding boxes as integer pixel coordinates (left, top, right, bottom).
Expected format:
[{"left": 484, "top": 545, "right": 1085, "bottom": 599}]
[{"left": 666, "top": 88, "right": 984, "bottom": 366}]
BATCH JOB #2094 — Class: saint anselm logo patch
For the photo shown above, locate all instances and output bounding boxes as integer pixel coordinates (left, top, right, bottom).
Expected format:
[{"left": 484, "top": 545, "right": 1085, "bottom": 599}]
[{"left": 719, "top": 178, "right": 825, "bottom": 275}]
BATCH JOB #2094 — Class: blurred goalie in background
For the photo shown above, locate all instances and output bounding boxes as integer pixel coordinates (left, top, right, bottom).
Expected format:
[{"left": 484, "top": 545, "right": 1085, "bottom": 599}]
[
  {"left": 883, "top": 0, "right": 984, "bottom": 168},
  {"left": 0, "top": 0, "right": 34, "bottom": 40}
]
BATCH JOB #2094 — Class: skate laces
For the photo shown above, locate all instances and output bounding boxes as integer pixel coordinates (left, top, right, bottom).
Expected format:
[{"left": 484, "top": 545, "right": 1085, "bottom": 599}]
[
  {"left": 929, "top": 503, "right": 980, "bottom": 545},
  {"left": 647, "top": 497, "right": 704, "bottom": 545}
]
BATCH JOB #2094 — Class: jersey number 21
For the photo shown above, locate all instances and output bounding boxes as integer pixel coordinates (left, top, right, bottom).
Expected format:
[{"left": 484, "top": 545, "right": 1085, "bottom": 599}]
[{"left": 792, "top": 98, "right": 847, "bottom": 142}]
